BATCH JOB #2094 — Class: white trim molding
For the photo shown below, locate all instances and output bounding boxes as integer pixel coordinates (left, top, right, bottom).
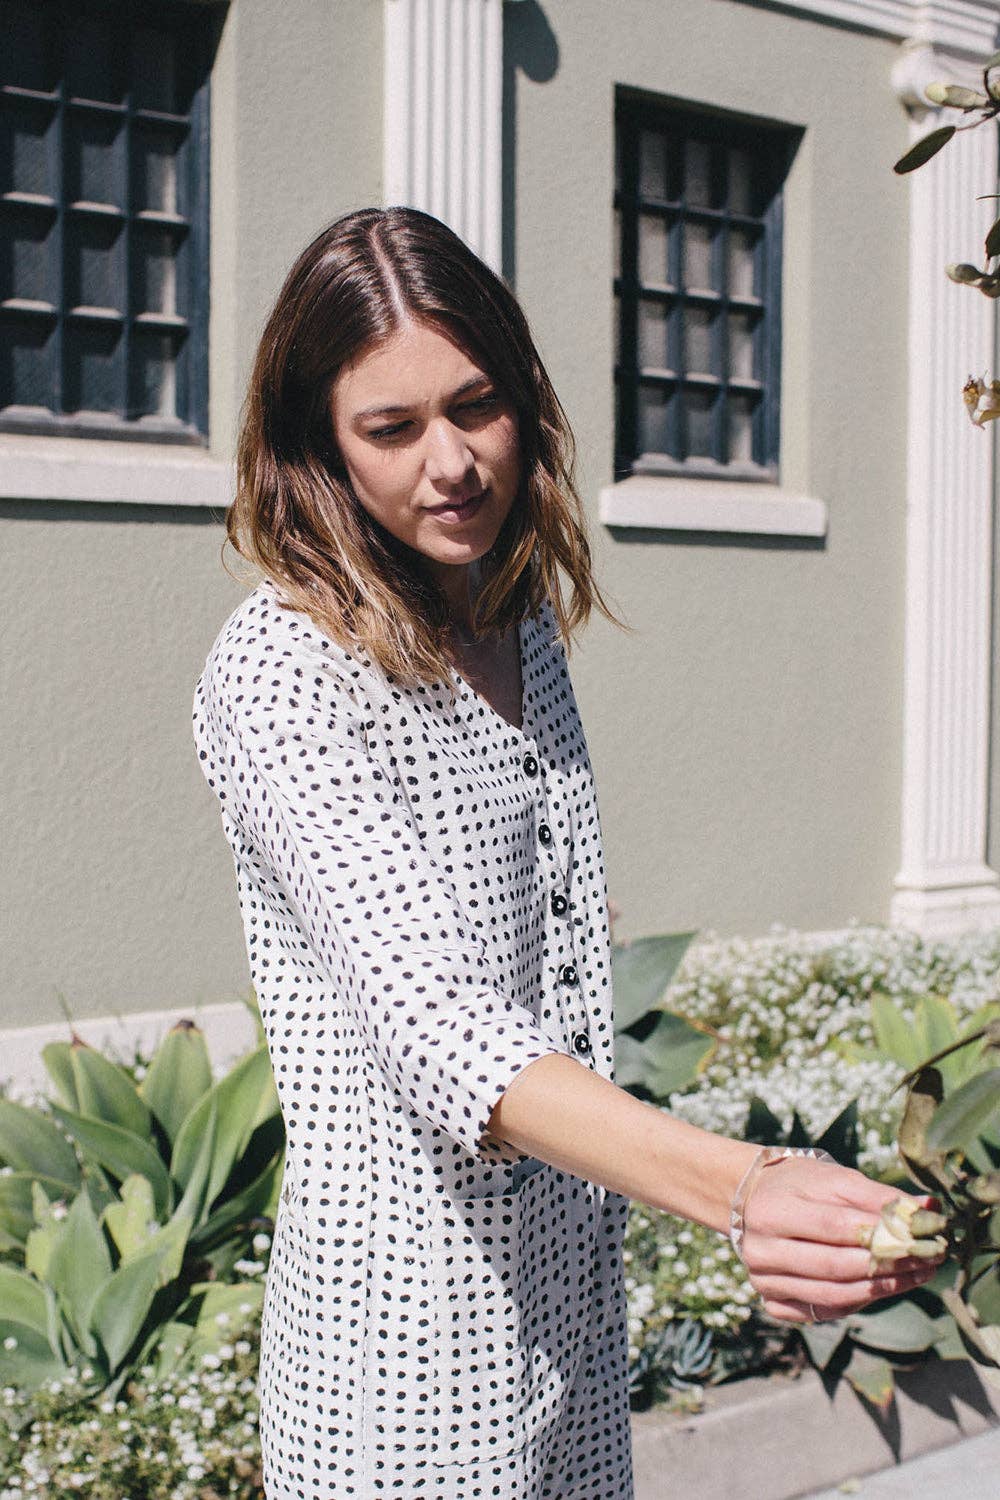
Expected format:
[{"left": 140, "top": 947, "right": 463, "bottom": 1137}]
[
  {"left": 599, "top": 475, "right": 827, "bottom": 537},
  {"left": 0, "top": 433, "right": 235, "bottom": 508},
  {"left": 890, "top": 36, "right": 1000, "bottom": 935},
  {"left": 738, "top": 0, "right": 1000, "bottom": 56},
  {"left": 0, "top": 1002, "right": 258, "bottom": 1101},
  {"left": 383, "top": 0, "right": 507, "bottom": 269}
]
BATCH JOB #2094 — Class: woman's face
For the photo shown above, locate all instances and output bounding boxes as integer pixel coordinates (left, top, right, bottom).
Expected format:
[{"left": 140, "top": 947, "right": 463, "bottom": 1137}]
[{"left": 329, "top": 319, "right": 521, "bottom": 599}]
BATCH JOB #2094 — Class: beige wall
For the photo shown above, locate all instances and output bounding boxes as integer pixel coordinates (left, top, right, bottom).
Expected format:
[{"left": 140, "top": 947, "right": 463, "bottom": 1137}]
[
  {"left": 506, "top": 0, "right": 910, "bottom": 940},
  {"left": 0, "top": 0, "right": 381, "bottom": 1031}
]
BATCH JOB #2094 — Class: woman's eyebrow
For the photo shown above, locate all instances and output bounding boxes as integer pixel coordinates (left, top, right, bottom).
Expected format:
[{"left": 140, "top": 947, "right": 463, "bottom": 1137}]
[{"left": 354, "top": 375, "right": 493, "bottom": 422}]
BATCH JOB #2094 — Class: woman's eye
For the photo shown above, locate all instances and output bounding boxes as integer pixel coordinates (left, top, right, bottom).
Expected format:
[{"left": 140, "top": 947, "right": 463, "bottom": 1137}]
[
  {"left": 458, "top": 393, "right": 499, "bottom": 416},
  {"left": 368, "top": 421, "right": 410, "bottom": 441}
]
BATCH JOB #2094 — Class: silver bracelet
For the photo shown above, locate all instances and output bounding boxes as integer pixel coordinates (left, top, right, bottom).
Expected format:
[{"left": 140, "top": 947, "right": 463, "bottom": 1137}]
[{"left": 728, "top": 1145, "right": 834, "bottom": 1265}]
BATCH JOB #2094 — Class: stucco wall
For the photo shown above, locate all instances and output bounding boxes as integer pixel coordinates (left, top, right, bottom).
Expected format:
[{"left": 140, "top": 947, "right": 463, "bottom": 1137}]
[
  {"left": 0, "top": 0, "right": 381, "bottom": 1030},
  {"left": 505, "top": 0, "right": 910, "bottom": 940}
]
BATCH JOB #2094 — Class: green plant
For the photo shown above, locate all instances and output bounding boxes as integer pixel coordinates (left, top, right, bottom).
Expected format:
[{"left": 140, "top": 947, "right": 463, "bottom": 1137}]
[
  {"left": 613, "top": 932, "right": 717, "bottom": 1100},
  {"left": 0, "top": 1020, "right": 283, "bottom": 1403},
  {"left": 627, "top": 1317, "right": 713, "bottom": 1407}
]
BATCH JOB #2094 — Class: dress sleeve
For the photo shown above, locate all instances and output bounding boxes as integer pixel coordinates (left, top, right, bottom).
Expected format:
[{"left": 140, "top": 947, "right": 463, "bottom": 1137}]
[{"left": 199, "top": 652, "right": 568, "bottom": 1159}]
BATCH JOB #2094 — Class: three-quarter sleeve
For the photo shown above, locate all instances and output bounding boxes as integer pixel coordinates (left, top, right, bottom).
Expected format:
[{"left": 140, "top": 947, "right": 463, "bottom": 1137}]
[{"left": 199, "top": 654, "right": 567, "bottom": 1159}]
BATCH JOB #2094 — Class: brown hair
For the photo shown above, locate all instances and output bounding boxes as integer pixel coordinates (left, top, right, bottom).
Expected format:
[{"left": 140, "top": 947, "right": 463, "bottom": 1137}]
[{"left": 227, "top": 205, "right": 621, "bottom": 684}]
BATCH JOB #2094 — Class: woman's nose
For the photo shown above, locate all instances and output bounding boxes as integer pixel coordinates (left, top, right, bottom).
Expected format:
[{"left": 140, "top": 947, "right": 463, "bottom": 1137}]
[{"left": 423, "top": 419, "right": 475, "bottom": 485}]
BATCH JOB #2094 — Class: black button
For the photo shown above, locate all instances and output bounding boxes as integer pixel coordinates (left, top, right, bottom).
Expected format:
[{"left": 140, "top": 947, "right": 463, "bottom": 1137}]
[
  {"left": 538, "top": 822, "right": 552, "bottom": 846},
  {"left": 560, "top": 963, "right": 578, "bottom": 985},
  {"left": 551, "top": 892, "right": 569, "bottom": 917},
  {"left": 572, "top": 1032, "right": 592, "bottom": 1056},
  {"left": 523, "top": 753, "right": 539, "bottom": 777}
]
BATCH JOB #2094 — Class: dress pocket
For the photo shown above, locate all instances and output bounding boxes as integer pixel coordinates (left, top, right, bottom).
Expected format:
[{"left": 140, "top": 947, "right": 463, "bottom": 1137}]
[{"left": 430, "top": 1163, "right": 597, "bottom": 1466}]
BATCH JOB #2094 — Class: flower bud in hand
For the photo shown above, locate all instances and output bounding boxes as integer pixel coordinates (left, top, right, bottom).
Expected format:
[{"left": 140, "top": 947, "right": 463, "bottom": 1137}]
[{"left": 858, "top": 1197, "right": 948, "bottom": 1272}]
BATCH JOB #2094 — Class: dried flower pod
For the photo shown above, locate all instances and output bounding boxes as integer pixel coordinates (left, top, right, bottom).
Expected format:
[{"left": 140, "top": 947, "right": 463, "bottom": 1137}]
[{"left": 865, "top": 1197, "right": 948, "bottom": 1272}]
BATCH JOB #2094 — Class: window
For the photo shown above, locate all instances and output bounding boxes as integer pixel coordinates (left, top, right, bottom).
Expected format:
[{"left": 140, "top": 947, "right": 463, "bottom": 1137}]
[
  {"left": 614, "top": 92, "right": 796, "bottom": 481},
  {"left": 1, "top": 0, "right": 218, "bottom": 443}
]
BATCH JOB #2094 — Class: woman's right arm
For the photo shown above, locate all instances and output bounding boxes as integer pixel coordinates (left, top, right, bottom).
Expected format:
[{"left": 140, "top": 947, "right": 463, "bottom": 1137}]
[{"left": 486, "top": 1050, "right": 942, "bottom": 1323}]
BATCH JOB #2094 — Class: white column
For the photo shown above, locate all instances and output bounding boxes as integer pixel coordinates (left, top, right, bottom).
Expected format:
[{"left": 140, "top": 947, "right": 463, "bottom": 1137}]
[
  {"left": 383, "top": 0, "right": 505, "bottom": 270},
  {"left": 891, "top": 37, "right": 1000, "bottom": 934}
]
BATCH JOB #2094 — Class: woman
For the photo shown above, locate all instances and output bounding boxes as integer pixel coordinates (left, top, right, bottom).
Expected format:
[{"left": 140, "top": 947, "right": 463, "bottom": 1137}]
[{"left": 193, "top": 206, "right": 940, "bottom": 1499}]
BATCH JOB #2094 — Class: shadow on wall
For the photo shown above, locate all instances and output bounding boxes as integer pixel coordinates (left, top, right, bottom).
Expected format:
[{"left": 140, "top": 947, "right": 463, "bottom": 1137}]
[{"left": 502, "top": 1, "right": 559, "bottom": 286}]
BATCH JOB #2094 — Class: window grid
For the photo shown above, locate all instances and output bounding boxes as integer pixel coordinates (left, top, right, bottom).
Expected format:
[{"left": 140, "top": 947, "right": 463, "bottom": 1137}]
[
  {"left": 614, "top": 95, "right": 790, "bottom": 481},
  {"left": 0, "top": 0, "right": 214, "bottom": 443}
]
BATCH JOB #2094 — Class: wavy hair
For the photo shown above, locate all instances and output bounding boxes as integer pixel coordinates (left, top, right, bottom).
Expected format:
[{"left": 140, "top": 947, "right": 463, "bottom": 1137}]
[{"left": 227, "top": 206, "right": 621, "bottom": 684}]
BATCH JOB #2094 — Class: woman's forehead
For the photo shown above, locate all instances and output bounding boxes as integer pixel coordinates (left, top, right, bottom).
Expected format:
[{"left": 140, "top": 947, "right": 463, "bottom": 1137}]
[{"left": 332, "top": 320, "right": 489, "bottom": 415}]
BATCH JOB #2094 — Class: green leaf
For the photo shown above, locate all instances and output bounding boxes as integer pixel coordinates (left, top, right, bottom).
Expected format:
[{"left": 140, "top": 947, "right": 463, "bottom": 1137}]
[
  {"left": 987, "top": 217, "right": 1000, "bottom": 259},
  {"left": 611, "top": 933, "right": 697, "bottom": 1031},
  {"left": 0, "top": 1173, "right": 70, "bottom": 1246},
  {"left": 41, "top": 1042, "right": 80, "bottom": 1111},
  {"left": 613, "top": 1011, "right": 714, "bottom": 1100},
  {"left": 926, "top": 1068, "right": 1000, "bottom": 1153},
  {"left": 139, "top": 1022, "right": 213, "bottom": 1145},
  {"left": 815, "top": 1100, "right": 860, "bottom": 1167},
  {"left": 872, "top": 993, "right": 923, "bottom": 1070},
  {"left": 848, "top": 1298, "right": 942, "bottom": 1354},
  {"left": 915, "top": 995, "right": 959, "bottom": 1068},
  {"left": 45, "top": 1190, "right": 112, "bottom": 1355},
  {"left": 893, "top": 125, "right": 956, "bottom": 174},
  {"left": 0, "top": 1266, "right": 53, "bottom": 1338},
  {"left": 88, "top": 1249, "right": 168, "bottom": 1373},
  {"left": 171, "top": 1043, "right": 276, "bottom": 1210},
  {"left": 743, "top": 1096, "right": 785, "bottom": 1147},
  {"left": 70, "top": 1042, "right": 151, "bottom": 1138},
  {"left": 49, "top": 1103, "right": 172, "bottom": 1219},
  {"left": 0, "top": 1318, "right": 66, "bottom": 1392},
  {"left": 0, "top": 1098, "right": 81, "bottom": 1190},
  {"left": 103, "top": 1175, "right": 158, "bottom": 1262},
  {"left": 844, "top": 1347, "right": 895, "bottom": 1409},
  {"left": 942, "top": 1287, "right": 1000, "bottom": 1367},
  {"left": 799, "top": 1317, "right": 848, "bottom": 1370},
  {"left": 191, "top": 1149, "right": 283, "bottom": 1255},
  {"left": 172, "top": 1095, "right": 218, "bottom": 1229}
]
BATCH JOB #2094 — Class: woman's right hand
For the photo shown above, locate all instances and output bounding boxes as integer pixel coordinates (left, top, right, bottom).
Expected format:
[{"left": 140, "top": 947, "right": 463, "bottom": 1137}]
[{"left": 740, "top": 1154, "right": 945, "bottom": 1323}]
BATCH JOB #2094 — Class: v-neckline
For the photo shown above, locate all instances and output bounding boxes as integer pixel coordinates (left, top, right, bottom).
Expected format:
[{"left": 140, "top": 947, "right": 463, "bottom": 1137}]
[{"left": 450, "top": 615, "right": 531, "bottom": 743}]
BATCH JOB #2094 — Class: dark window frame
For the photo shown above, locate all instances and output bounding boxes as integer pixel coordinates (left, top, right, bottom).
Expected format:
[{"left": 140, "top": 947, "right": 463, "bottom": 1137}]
[
  {"left": 0, "top": 0, "right": 220, "bottom": 445},
  {"left": 614, "top": 89, "right": 799, "bottom": 482}
]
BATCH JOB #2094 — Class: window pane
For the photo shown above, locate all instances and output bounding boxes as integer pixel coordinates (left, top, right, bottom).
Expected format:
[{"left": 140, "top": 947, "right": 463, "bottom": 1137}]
[
  {"left": 638, "top": 300, "right": 669, "bottom": 371},
  {"left": 729, "top": 392, "right": 757, "bottom": 463},
  {"left": 685, "top": 139, "right": 717, "bottom": 209},
  {"left": 3, "top": 99, "right": 58, "bottom": 198},
  {"left": 132, "top": 125, "right": 184, "bottom": 215},
  {"left": 66, "top": 216, "right": 124, "bottom": 312},
  {"left": 63, "top": 322, "right": 122, "bottom": 414},
  {"left": 639, "top": 129, "right": 668, "bottom": 198},
  {"left": 684, "top": 387, "right": 716, "bottom": 458},
  {"left": 133, "top": 228, "right": 180, "bottom": 316},
  {"left": 130, "top": 329, "right": 179, "bottom": 420},
  {"left": 728, "top": 312, "right": 755, "bottom": 380},
  {"left": 638, "top": 214, "right": 670, "bottom": 286},
  {"left": 683, "top": 220, "right": 715, "bottom": 291},
  {"left": 2, "top": 3, "right": 56, "bottom": 91},
  {"left": 637, "top": 384, "right": 672, "bottom": 453},
  {"left": 0, "top": 315, "right": 56, "bottom": 411},
  {"left": 132, "top": 29, "right": 179, "bottom": 113},
  {"left": 65, "top": 111, "right": 126, "bottom": 208},
  {"left": 683, "top": 307, "right": 716, "bottom": 377},
  {"left": 1, "top": 205, "right": 58, "bottom": 305},
  {"left": 728, "top": 146, "right": 759, "bottom": 215},
  {"left": 64, "top": 15, "right": 127, "bottom": 103},
  {"left": 728, "top": 228, "right": 757, "bottom": 298}
]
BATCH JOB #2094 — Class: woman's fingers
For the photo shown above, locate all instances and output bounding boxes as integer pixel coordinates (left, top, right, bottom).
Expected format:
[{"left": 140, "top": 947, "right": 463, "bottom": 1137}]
[
  {"left": 745, "top": 1237, "right": 944, "bottom": 1282},
  {"left": 746, "top": 1160, "right": 937, "bottom": 1248},
  {"left": 751, "top": 1263, "right": 938, "bottom": 1317}
]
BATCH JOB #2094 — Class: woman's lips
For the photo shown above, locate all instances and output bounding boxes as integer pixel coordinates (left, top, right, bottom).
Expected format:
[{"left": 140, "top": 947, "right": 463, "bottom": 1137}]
[{"left": 425, "top": 488, "right": 487, "bottom": 522}]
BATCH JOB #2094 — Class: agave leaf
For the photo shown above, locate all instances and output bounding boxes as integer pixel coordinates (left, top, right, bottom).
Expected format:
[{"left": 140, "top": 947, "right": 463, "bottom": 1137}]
[
  {"left": 45, "top": 1190, "right": 112, "bottom": 1356},
  {"left": 814, "top": 1100, "right": 860, "bottom": 1167},
  {"left": 138, "top": 1317, "right": 196, "bottom": 1378},
  {"left": 186, "top": 1279, "right": 265, "bottom": 1341},
  {"left": 844, "top": 1347, "right": 895, "bottom": 1409},
  {"left": 847, "top": 1298, "right": 941, "bottom": 1354},
  {"left": 88, "top": 1247, "right": 171, "bottom": 1373},
  {"left": 190, "top": 1148, "right": 283, "bottom": 1255},
  {"left": 611, "top": 933, "right": 697, "bottom": 1031},
  {"left": 41, "top": 1042, "right": 80, "bottom": 1111},
  {"left": 799, "top": 1318, "right": 848, "bottom": 1370},
  {"left": 139, "top": 1022, "right": 213, "bottom": 1145},
  {"left": 942, "top": 1287, "right": 1000, "bottom": 1367},
  {"left": 872, "top": 993, "right": 924, "bottom": 1070},
  {"left": 219, "top": 1113, "right": 285, "bottom": 1201},
  {"left": 49, "top": 1103, "right": 172, "bottom": 1219},
  {"left": 171, "top": 1043, "right": 277, "bottom": 1210},
  {"left": 103, "top": 1175, "right": 158, "bottom": 1262},
  {"left": 613, "top": 1011, "right": 714, "bottom": 1100},
  {"left": 893, "top": 125, "right": 956, "bottom": 174},
  {"left": 0, "top": 1318, "right": 66, "bottom": 1391},
  {"left": 744, "top": 1096, "right": 785, "bottom": 1147},
  {"left": 70, "top": 1042, "right": 151, "bottom": 1138},
  {"left": 131, "top": 1207, "right": 192, "bottom": 1286},
  {"left": 0, "top": 1098, "right": 81, "bottom": 1190},
  {"left": 0, "top": 1173, "right": 71, "bottom": 1246},
  {"left": 926, "top": 1068, "right": 1000, "bottom": 1154},
  {"left": 0, "top": 1265, "right": 53, "bottom": 1338},
  {"left": 915, "top": 996, "right": 959, "bottom": 1078}
]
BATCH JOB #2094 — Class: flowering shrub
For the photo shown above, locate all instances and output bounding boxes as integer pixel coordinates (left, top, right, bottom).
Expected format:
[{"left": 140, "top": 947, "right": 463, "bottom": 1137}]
[{"left": 624, "top": 924, "right": 1000, "bottom": 1395}]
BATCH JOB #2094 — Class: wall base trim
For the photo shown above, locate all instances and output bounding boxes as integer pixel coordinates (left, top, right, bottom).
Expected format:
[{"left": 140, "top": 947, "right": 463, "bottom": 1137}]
[{"left": 890, "top": 879, "right": 1000, "bottom": 935}]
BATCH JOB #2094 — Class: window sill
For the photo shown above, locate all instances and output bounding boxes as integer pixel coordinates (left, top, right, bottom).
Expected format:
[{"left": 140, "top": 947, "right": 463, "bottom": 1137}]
[
  {"left": 0, "top": 433, "right": 235, "bottom": 509},
  {"left": 598, "top": 474, "right": 828, "bottom": 538}
]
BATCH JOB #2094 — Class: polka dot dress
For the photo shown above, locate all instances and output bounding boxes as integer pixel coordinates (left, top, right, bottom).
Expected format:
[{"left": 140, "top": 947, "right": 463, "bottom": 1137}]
[{"left": 193, "top": 579, "right": 634, "bottom": 1499}]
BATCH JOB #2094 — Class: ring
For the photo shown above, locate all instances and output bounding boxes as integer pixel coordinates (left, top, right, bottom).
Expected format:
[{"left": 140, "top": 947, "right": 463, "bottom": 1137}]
[{"left": 808, "top": 1303, "right": 823, "bottom": 1323}]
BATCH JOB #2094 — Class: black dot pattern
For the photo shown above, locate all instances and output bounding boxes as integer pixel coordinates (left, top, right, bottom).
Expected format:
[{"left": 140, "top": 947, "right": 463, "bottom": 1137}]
[{"left": 192, "top": 579, "right": 634, "bottom": 1497}]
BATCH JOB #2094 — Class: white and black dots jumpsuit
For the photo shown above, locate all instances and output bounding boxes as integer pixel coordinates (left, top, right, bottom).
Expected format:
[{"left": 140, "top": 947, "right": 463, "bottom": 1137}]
[{"left": 193, "top": 578, "right": 635, "bottom": 1499}]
